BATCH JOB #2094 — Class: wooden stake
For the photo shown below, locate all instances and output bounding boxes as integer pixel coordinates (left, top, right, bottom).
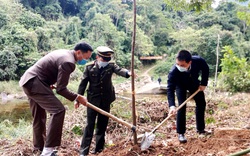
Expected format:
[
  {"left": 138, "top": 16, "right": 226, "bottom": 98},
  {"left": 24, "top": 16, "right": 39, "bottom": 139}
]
[{"left": 131, "top": 0, "right": 138, "bottom": 144}]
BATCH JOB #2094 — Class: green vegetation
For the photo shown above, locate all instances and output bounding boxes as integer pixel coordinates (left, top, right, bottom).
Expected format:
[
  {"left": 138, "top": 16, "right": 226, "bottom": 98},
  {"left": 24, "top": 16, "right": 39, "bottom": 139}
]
[
  {"left": 187, "top": 111, "right": 195, "bottom": 120},
  {"left": 0, "top": 0, "right": 249, "bottom": 93},
  {"left": 153, "top": 54, "right": 176, "bottom": 78},
  {"left": 206, "top": 117, "right": 216, "bottom": 124},
  {"left": 217, "top": 102, "right": 229, "bottom": 110},
  {"left": 0, "top": 0, "right": 250, "bottom": 142},
  {"left": 0, "top": 119, "right": 32, "bottom": 139},
  {"left": 218, "top": 46, "right": 250, "bottom": 92},
  {"left": 0, "top": 81, "right": 23, "bottom": 94},
  {"left": 71, "top": 124, "right": 83, "bottom": 135}
]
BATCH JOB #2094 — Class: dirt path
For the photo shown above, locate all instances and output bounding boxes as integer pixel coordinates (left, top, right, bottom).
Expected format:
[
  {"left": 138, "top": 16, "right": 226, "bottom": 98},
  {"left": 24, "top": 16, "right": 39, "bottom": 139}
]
[
  {"left": 135, "top": 65, "right": 165, "bottom": 94},
  {"left": 141, "top": 65, "right": 157, "bottom": 77},
  {"left": 115, "top": 65, "right": 159, "bottom": 94}
]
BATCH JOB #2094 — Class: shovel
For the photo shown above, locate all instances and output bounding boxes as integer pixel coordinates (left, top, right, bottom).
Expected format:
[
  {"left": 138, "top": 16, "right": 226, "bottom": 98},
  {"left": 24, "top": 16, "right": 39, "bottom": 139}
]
[
  {"left": 140, "top": 89, "right": 200, "bottom": 150},
  {"left": 86, "top": 102, "right": 136, "bottom": 132},
  {"left": 52, "top": 83, "right": 136, "bottom": 132}
]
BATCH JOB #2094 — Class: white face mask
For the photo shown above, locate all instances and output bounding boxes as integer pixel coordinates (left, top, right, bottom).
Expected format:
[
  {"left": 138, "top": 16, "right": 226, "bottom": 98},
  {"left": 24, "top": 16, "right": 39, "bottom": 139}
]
[
  {"left": 176, "top": 65, "right": 188, "bottom": 72},
  {"left": 98, "top": 61, "right": 109, "bottom": 68}
]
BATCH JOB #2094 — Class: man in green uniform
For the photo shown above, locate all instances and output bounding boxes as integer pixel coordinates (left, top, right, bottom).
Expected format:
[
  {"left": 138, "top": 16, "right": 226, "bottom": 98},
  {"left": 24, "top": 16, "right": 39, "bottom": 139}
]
[{"left": 76, "top": 46, "right": 132, "bottom": 156}]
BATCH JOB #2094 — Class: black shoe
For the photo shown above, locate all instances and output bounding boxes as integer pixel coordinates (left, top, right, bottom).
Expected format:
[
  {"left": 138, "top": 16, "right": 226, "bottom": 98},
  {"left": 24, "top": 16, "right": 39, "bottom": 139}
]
[
  {"left": 197, "top": 130, "right": 212, "bottom": 135},
  {"left": 50, "top": 150, "right": 58, "bottom": 156},
  {"left": 90, "top": 149, "right": 103, "bottom": 154},
  {"left": 32, "top": 149, "right": 42, "bottom": 156},
  {"left": 178, "top": 134, "right": 187, "bottom": 143}
]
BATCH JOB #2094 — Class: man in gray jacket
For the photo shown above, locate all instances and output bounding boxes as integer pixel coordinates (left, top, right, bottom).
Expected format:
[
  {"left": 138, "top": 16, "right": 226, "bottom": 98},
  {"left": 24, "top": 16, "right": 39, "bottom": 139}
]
[{"left": 19, "top": 42, "right": 93, "bottom": 156}]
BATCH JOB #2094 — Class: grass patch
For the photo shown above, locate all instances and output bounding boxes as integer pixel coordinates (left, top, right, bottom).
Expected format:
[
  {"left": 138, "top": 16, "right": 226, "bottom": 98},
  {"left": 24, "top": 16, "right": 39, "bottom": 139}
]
[
  {"left": 0, "top": 119, "right": 32, "bottom": 139},
  {"left": 217, "top": 102, "right": 228, "bottom": 110},
  {"left": 112, "top": 75, "right": 129, "bottom": 85},
  {"left": 0, "top": 81, "right": 23, "bottom": 94},
  {"left": 206, "top": 117, "right": 216, "bottom": 124},
  {"left": 206, "top": 108, "right": 215, "bottom": 115},
  {"left": 187, "top": 112, "right": 195, "bottom": 120},
  {"left": 111, "top": 100, "right": 132, "bottom": 122}
]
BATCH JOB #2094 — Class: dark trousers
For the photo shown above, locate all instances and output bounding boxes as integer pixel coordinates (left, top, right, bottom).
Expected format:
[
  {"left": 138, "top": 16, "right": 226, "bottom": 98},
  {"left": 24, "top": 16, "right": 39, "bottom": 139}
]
[
  {"left": 80, "top": 104, "right": 110, "bottom": 155},
  {"left": 176, "top": 88, "right": 206, "bottom": 134},
  {"left": 22, "top": 77, "right": 65, "bottom": 150}
]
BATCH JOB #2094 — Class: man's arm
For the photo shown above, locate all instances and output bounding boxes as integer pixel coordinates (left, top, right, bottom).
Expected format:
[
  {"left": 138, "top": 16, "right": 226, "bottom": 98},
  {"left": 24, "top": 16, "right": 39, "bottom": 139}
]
[
  {"left": 74, "top": 66, "right": 90, "bottom": 108},
  {"left": 167, "top": 68, "right": 178, "bottom": 115},
  {"left": 56, "top": 62, "right": 78, "bottom": 101},
  {"left": 167, "top": 67, "right": 177, "bottom": 108},
  {"left": 112, "top": 63, "right": 130, "bottom": 78},
  {"left": 200, "top": 58, "right": 209, "bottom": 86},
  {"left": 77, "top": 66, "right": 89, "bottom": 95}
]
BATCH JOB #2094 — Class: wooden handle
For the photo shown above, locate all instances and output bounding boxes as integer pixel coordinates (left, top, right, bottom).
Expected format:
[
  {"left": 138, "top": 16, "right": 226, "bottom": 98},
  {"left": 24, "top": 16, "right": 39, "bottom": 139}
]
[
  {"left": 151, "top": 89, "right": 200, "bottom": 134},
  {"left": 86, "top": 102, "right": 136, "bottom": 131}
]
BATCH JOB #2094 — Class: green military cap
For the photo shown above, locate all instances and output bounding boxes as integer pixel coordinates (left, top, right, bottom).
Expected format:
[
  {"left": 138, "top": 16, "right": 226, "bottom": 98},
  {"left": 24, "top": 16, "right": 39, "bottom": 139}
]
[{"left": 96, "top": 46, "right": 114, "bottom": 58}]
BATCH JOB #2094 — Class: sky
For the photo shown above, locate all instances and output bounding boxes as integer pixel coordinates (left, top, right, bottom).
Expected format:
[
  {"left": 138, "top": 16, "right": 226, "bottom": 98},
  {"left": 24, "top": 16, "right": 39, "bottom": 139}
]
[
  {"left": 212, "top": 0, "right": 221, "bottom": 8},
  {"left": 212, "top": 0, "right": 250, "bottom": 8}
]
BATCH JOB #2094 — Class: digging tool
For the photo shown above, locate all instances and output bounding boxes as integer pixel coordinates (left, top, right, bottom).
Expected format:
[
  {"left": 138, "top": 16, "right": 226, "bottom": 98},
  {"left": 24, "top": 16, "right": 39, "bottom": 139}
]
[
  {"left": 52, "top": 85, "right": 136, "bottom": 132},
  {"left": 86, "top": 102, "right": 136, "bottom": 132},
  {"left": 140, "top": 89, "right": 200, "bottom": 150},
  {"left": 228, "top": 148, "right": 250, "bottom": 156}
]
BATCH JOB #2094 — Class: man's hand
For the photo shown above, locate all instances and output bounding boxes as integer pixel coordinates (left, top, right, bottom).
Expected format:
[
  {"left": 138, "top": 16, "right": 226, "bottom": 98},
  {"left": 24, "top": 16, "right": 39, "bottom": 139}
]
[
  {"left": 199, "top": 85, "right": 206, "bottom": 91},
  {"left": 169, "top": 106, "right": 176, "bottom": 116},
  {"left": 76, "top": 95, "right": 88, "bottom": 106},
  {"left": 74, "top": 101, "right": 80, "bottom": 109},
  {"left": 128, "top": 71, "right": 138, "bottom": 78},
  {"left": 50, "top": 85, "right": 56, "bottom": 89}
]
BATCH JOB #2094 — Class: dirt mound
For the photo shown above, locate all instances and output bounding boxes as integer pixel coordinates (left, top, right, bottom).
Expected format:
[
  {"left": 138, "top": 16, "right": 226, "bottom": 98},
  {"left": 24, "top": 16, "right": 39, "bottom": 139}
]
[
  {"left": 97, "top": 129, "right": 250, "bottom": 156},
  {"left": 2, "top": 129, "right": 250, "bottom": 156}
]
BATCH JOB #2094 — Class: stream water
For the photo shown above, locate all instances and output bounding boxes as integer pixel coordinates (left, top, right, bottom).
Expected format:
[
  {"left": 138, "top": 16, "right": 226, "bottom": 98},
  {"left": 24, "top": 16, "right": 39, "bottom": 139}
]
[{"left": 0, "top": 99, "right": 31, "bottom": 124}]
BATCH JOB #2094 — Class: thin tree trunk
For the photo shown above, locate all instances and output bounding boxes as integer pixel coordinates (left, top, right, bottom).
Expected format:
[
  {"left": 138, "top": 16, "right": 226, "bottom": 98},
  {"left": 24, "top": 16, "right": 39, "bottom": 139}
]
[
  {"left": 214, "top": 34, "right": 220, "bottom": 87},
  {"left": 131, "top": 0, "right": 137, "bottom": 145}
]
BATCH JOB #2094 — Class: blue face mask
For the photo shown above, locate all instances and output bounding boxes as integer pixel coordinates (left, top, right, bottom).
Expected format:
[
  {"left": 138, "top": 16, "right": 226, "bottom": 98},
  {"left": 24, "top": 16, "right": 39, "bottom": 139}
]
[
  {"left": 176, "top": 65, "right": 188, "bottom": 72},
  {"left": 98, "top": 61, "right": 109, "bottom": 68},
  {"left": 77, "top": 59, "right": 87, "bottom": 65}
]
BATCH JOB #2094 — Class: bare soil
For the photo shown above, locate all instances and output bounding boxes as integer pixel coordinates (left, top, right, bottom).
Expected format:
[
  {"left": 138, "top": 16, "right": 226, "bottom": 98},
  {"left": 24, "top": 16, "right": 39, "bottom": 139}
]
[{"left": 1, "top": 90, "right": 250, "bottom": 156}]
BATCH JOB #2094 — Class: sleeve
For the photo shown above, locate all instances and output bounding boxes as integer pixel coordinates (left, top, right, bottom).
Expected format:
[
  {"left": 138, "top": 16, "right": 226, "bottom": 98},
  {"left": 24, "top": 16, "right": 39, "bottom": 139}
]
[
  {"left": 56, "top": 62, "right": 78, "bottom": 101},
  {"left": 167, "top": 66, "right": 177, "bottom": 107},
  {"left": 77, "top": 66, "right": 89, "bottom": 95},
  {"left": 200, "top": 58, "right": 209, "bottom": 86},
  {"left": 113, "top": 63, "right": 130, "bottom": 78}
]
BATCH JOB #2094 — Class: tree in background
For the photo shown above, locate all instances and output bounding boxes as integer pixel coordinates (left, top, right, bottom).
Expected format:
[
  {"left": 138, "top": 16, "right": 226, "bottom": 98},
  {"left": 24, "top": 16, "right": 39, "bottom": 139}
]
[
  {"left": 218, "top": 46, "right": 250, "bottom": 92},
  {"left": 0, "top": 0, "right": 249, "bottom": 88},
  {"left": 0, "top": 0, "right": 40, "bottom": 80}
]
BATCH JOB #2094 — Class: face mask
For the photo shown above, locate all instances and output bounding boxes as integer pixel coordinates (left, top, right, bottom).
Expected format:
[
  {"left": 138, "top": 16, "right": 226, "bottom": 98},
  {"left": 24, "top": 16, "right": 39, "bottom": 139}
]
[
  {"left": 77, "top": 59, "right": 87, "bottom": 65},
  {"left": 98, "top": 61, "right": 109, "bottom": 68},
  {"left": 176, "top": 65, "right": 188, "bottom": 72}
]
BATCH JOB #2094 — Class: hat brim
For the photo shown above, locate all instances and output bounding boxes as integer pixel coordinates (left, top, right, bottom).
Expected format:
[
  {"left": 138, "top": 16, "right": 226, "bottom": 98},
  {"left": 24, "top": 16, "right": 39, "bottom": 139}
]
[{"left": 98, "top": 51, "right": 114, "bottom": 58}]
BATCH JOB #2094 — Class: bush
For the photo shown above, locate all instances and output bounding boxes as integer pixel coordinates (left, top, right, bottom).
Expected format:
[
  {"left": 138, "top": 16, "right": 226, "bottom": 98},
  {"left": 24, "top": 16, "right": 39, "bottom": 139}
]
[
  {"left": 218, "top": 46, "right": 250, "bottom": 92},
  {"left": 154, "top": 54, "right": 175, "bottom": 76},
  {"left": 0, "top": 80, "right": 22, "bottom": 94}
]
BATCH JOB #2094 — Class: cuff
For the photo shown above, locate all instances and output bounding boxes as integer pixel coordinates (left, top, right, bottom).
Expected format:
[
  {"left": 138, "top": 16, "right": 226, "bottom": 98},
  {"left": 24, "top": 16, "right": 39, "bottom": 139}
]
[
  {"left": 126, "top": 71, "right": 130, "bottom": 78},
  {"left": 170, "top": 106, "right": 176, "bottom": 110},
  {"left": 74, "top": 94, "right": 79, "bottom": 102}
]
